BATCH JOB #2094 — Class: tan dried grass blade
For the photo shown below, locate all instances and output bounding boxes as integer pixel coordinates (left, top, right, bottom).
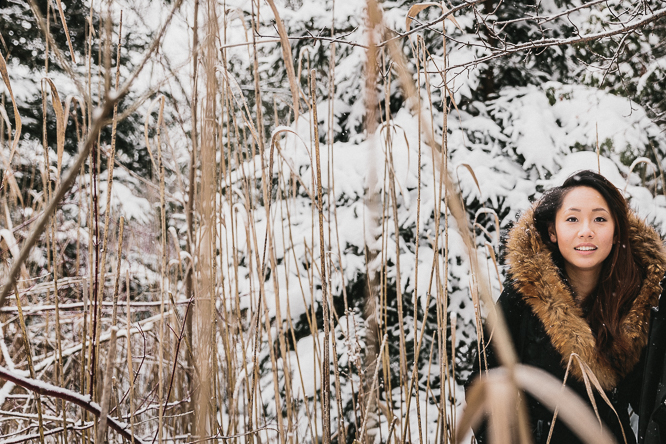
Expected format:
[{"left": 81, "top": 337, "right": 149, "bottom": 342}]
[
  {"left": 296, "top": 47, "right": 314, "bottom": 105},
  {"left": 42, "top": 78, "right": 66, "bottom": 178},
  {"left": 487, "top": 376, "right": 517, "bottom": 444},
  {"left": 225, "top": 8, "right": 251, "bottom": 57},
  {"left": 269, "top": 125, "right": 312, "bottom": 163},
  {"left": 485, "top": 242, "right": 502, "bottom": 292},
  {"left": 515, "top": 364, "right": 618, "bottom": 444},
  {"left": 0, "top": 107, "right": 10, "bottom": 140},
  {"left": 456, "top": 373, "right": 488, "bottom": 438},
  {"left": 387, "top": 123, "right": 413, "bottom": 174},
  {"left": 457, "top": 163, "right": 481, "bottom": 195},
  {"left": 624, "top": 157, "right": 654, "bottom": 193},
  {"left": 546, "top": 353, "right": 602, "bottom": 443},
  {"left": 596, "top": 123, "right": 601, "bottom": 173},
  {"left": 219, "top": 66, "right": 261, "bottom": 143},
  {"left": 168, "top": 225, "right": 182, "bottom": 269},
  {"left": 379, "top": 123, "right": 412, "bottom": 207},
  {"left": 460, "top": 364, "right": 620, "bottom": 444},
  {"left": 457, "top": 369, "right": 525, "bottom": 444},
  {"left": 265, "top": 0, "right": 300, "bottom": 122},
  {"left": 268, "top": 126, "right": 318, "bottom": 202},
  {"left": 54, "top": 0, "right": 76, "bottom": 63},
  {"left": 143, "top": 96, "right": 161, "bottom": 172},
  {"left": 406, "top": 3, "right": 462, "bottom": 33},
  {"left": 0, "top": 229, "right": 21, "bottom": 261},
  {"left": 546, "top": 354, "right": 575, "bottom": 444},
  {"left": 0, "top": 229, "right": 30, "bottom": 285},
  {"left": 0, "top": 130, "right": 23, "bottom": 205},
  {"left": 475, "top": 208, "right": 500, "bottom": 245},
  {"left": 474, "top": 222, "right": 493, "bottom": 244},
  {"left": 63, "top": 95, "right": 86, "bottom": 131},
  {"left": 0, "top": 51, "right": 22, "bottom": 162},
  {"left": 270, "top": 125, "right": 307, "bottom": 148},
  {"left": 576, "top": 358, "right": 602, "bottom": 427},
  {"left": 571, "top": 354, "right": 628, "bottom": 444},
  {"left": 358, "top": 335, "right": 388, "bottom": 440}
]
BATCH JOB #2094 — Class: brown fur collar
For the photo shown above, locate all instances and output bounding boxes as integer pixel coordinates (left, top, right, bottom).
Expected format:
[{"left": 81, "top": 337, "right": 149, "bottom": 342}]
[{"left": 506, "top": 207, "right": 666, "bottom": 390}]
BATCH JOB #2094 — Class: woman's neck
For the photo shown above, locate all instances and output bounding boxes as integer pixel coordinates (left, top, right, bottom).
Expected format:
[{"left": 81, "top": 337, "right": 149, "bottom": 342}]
[{"left": 563, "top": 264, "right": 600, "bottom": 304}]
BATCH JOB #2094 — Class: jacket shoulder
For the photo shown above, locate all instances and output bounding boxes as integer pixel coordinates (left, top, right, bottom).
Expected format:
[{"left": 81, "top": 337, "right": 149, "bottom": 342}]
[{"left": 496, "top": 280, "right": 529, "bottom": 321}]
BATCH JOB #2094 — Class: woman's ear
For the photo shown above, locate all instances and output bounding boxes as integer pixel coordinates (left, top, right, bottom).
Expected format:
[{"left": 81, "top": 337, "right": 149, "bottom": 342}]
[{"left": 548, "top": 225, "right": 557, "bottom": 243}]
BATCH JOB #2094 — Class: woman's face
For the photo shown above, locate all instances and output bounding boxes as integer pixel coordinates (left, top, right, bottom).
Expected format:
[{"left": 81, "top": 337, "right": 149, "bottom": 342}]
[{"left": 548, "top": 186, "right": 615, "bottom": 276}]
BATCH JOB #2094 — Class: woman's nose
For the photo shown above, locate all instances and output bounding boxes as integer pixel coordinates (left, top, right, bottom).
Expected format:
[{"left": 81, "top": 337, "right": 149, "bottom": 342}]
[{"left": 578, "top": 222, "right": 594, "bottom": 237}]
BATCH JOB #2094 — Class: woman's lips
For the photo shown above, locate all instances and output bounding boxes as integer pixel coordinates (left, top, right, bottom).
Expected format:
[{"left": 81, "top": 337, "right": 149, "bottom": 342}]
[{"left": 574, "top": 245, "right": 597, "bottom": 254}]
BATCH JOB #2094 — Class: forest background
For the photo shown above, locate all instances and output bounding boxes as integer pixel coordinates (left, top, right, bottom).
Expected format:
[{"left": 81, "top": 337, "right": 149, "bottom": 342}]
[{"left": 0, "top": 0, "right": 664, "bottom": 442}]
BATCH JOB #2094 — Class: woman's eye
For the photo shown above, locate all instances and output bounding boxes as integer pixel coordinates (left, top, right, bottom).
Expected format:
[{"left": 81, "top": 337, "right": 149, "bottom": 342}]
[
  {"left": 595, "top": 217, "right": 607, "bottom": 222},
  {"left": 566, "top": 217, "right": 578, "bottom": 222}
]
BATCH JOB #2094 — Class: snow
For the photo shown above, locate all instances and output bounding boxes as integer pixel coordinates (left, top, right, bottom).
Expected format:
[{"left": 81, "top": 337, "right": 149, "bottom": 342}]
[
  {"left": 2, "top": 0, "right": 666, "bottom": 441},
  {"left": 0, "top": 381, "right": 15, "bottom": 408},
  {"left": 545, "top": 151, "right": 625, "bottom": 189}
]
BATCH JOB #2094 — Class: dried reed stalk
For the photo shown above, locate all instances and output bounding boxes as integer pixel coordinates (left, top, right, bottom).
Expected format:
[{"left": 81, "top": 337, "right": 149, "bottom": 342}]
[
  {"left": 96, "top": 327, "right": 118, "bottom": 444},
  {"left": 51, "top": 221, "right": 67, "bottom": 444},
  {"left": 358, "top": 334, "right": 388, "bottom": 441},
  {"left": 183, "top": 0, "right": 199, "bottom": 405},
  {"left": 412, "top": 35, "right": 425, "bottom": 444},
  {"left": 126, "top": 270, "right": 136, "bottom": 443},
  {"left": 93, "top": 10, "right": 123, "bottom": 405},
  {"left": 13, "top": 282, "right": 45, "bottom": 444},
  {"left": 439, "top": 34, "right": 450, "bottom": 444},
  {"left": 194, "top": 0, "right": 218, "bottom": 438},
  {"left": 360, "top": 1, "right": 383, "bottom": 441},
  {"left": 40, "top": 52, "right": 69, "bottom": 444},
  {"left": 157, "top": 93, "right": 166, "bottom": 444},
  {"left": 325, "top": 1, "right": 349, "bottom": 437},
  {"left": 111, "top": 217, "right": 124, "bottom": 326},
  {"left": 311, "top": 67, "right": 332, "bottom": 444},
  {"left": 54, "top": 0, "right": 75, "bottom": 63}
]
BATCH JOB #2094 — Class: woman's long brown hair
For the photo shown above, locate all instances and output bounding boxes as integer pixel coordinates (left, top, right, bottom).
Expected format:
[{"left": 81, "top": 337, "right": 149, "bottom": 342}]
[{"left": 533, "top": 170, "right": 643, "bottom": 365}]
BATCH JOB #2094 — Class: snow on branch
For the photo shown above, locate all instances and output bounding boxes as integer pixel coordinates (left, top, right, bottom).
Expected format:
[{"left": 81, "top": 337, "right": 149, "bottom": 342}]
[
  {"left": 447, "top": 7, "right": 666, "bottom": 72},
  {"left": 0, "top": 366, "right": 144, "bottom": 443}
]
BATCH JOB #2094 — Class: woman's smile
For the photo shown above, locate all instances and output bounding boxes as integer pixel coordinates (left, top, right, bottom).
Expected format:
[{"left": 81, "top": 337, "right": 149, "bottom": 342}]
[
  {"left": 548, "top": 186, "right": 615, "bottom": 277},
  {"left": 574, "top": 243, "right": 598, "bottom": 254}
]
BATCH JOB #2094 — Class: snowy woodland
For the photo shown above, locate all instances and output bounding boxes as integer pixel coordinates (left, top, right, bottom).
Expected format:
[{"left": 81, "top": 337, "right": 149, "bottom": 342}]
[{"left": 0, "top": 0, "right": 664, "bottom": 442}]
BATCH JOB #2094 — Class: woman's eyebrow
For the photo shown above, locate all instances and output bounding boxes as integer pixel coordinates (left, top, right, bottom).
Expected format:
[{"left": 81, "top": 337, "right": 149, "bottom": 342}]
[{"left": 564, "top": 207, "right": 609, "bottom": 212}]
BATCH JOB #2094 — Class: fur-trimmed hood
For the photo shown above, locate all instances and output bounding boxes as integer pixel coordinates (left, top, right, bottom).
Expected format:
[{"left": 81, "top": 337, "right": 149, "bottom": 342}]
[{"left": 506, "top": 207, "right": 666, "bottom": 390}]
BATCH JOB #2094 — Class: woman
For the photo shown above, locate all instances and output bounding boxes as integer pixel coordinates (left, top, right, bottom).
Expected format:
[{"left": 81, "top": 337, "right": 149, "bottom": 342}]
[{"left": 467, "top": 170, "right": 666, "bottom": 444}]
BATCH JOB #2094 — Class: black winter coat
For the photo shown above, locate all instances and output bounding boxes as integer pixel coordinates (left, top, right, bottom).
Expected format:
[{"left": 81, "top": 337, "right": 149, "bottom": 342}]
[
  {"left": 465, "top": 207, "right": 666, "bottom": 444},
  {"left": 639, "top": 290, "right": 666, "bottom": 443},
  {"left": 469, "top": 281, "right": 644, "bottom": 444}
]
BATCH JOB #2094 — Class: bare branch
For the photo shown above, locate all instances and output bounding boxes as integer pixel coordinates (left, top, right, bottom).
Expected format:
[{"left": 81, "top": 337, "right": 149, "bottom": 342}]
[
  {"left": 446, "top": 7, "right": 666, "bottom": 72},
  {"left": 378, "top": 0, "right": 486, "bottom": 47},
  {"left": 0, "top": 366, "right": 144, "bottom": 443}
]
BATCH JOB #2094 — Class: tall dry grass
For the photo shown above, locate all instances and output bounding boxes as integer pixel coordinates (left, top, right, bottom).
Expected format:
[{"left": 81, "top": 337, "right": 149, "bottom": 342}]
[{"left": 0, "top": 0, "right": 634, "bottom": 443}]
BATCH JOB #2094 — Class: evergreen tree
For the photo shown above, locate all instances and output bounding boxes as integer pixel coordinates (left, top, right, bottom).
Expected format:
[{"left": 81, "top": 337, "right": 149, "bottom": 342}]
[
  {"left": 217, "top": 0, "right": 666, "bottom": 441},
  {"left": 0, "top": 0, "right": 156, "bottom": 279}
]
